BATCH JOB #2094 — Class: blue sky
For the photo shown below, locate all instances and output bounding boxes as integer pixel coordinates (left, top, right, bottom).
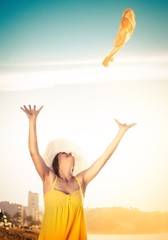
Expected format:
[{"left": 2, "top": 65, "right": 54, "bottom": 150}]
[
  {"left": 0, "top": 0, "right": 168, "bottom": 66},
  {"left": 0, "top": 1, "right": 168, "bottom": 211}
]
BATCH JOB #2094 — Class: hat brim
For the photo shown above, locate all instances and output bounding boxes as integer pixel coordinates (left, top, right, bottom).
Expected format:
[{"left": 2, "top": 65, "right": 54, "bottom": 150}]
[{"left": 43, "top": 139, "right": 87, "bottom": 176}]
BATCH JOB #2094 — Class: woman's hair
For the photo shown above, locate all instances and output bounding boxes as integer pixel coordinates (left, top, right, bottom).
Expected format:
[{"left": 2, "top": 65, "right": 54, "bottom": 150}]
[{"left": 52, "top": 152, "right": 61, "bottom": 177}]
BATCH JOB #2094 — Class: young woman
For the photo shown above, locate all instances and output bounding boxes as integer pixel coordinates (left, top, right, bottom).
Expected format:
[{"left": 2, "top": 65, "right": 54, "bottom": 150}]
[{"left": 21, "top": 105, "right": 136, "bottom": 240}]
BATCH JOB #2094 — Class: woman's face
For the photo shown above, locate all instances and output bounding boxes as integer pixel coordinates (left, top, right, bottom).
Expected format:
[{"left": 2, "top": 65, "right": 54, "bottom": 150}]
[{"left": 58, "top": 152, "right": 75, "bottom": 170}]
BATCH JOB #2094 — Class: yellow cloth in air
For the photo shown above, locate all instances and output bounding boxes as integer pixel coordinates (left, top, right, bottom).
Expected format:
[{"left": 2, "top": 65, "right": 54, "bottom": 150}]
[
  {"left": 102, "top": 8, "right": 136, "bottom": 66},
  {"left": 38, "top": 177, "right": 87, "bottom": 240}
]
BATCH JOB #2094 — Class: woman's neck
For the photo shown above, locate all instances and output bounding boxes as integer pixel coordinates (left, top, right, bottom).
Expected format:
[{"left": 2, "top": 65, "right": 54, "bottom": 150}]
[{"left": 58, "top": 171, "right": 73, "bottom": 182}]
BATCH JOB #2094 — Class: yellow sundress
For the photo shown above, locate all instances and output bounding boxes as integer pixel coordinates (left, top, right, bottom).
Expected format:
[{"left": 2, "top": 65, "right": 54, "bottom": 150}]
[{"left": 38, "top": 176, "right": 87, "bottom": 240}]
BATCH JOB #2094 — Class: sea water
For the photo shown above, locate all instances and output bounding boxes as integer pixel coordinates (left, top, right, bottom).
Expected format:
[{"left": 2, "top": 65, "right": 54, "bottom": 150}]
[{"left": 88, "top": 234, "right": 168, "bottom": 240}]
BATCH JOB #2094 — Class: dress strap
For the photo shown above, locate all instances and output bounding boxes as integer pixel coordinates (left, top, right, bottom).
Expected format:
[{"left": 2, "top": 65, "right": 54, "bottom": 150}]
[
  {"left": 75, "top": 176, "right": 85, "bottom": 198},
  {"left": 52, "top": 176, "right": 57, "bottom": 189},
  {"left": 75, "top": 176, "right": 81, "bottom": 188}
]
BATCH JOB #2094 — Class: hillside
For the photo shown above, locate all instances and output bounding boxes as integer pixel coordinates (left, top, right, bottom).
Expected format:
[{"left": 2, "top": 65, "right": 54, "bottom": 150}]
[{"left": 85, "top": 207, "right": 168, "bottom": 234}]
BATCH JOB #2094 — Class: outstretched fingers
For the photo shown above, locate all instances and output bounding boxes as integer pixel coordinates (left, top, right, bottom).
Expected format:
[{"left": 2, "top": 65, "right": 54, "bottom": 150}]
[
  {"left": 128, "top": 122, "right": 137, "bottom": 128},
  {"left": 20, "top": 105, "right": 28, "bottom": 113},
  {"left": 34, "top": 105, "right": 44, "bottom": 116},
  {"left": 20, "top": 105, "right": 44, "bottom": 117},
  {"left": 114, "top": 119, "right": 121, "bottom": 125},
  {"left": 114, "top": 119, "right": 137, "bottom": 130},
  {"left": 37, "top": 105, "right": 44, "bottom": 113}
]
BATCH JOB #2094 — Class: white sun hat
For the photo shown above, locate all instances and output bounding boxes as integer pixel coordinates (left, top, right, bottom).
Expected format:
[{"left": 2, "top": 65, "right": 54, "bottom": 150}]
[{"left": 43, "top": 139, "right": 87, "bottom": 176}]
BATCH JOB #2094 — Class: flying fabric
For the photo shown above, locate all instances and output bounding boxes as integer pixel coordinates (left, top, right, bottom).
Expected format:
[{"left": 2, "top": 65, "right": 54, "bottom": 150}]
[{"left": 102, "top": 9, "right": 136, "bottom": 67}]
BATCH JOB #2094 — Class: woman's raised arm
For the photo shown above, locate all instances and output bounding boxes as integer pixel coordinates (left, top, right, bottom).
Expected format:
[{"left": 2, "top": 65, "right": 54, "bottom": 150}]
[
  {"left": 21, "top": 105, "right": 50, "bottom": 180},
  {"left": 79, "top": 119, "right": 136, "bottom": 185}
]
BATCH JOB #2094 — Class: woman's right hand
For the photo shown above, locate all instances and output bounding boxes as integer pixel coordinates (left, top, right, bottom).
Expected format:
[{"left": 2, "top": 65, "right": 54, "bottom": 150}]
[{"left": 20, "top": 105, "right": 43, "bottom": 119}]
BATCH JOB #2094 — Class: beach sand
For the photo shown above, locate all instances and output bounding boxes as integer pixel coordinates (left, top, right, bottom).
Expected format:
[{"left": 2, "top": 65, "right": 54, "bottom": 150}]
[{"left": 0, "top": 227, "right": 38, "bottom": 240}]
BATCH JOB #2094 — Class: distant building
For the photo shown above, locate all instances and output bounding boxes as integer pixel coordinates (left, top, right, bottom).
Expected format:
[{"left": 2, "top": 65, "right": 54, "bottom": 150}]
[
  {"left": 27, "top": 191, "right": 39, "bottom": 221},
  {"left": 0, "top": 201, "right": 21, "bottom": 218},
  {"left": 0, "top": 191, "right": 40, "bottom": 225}
]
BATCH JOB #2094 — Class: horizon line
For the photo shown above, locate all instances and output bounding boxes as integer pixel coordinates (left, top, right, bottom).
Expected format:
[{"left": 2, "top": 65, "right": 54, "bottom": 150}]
[
  {"left": 0, "top": 55, "right": 168, "bottom": 68},
  {"left": 0, "top": 200, "right": 168, "bottom": 213}
]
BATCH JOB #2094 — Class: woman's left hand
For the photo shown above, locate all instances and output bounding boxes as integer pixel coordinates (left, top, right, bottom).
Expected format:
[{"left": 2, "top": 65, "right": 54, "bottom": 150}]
[{"left": 114, "top": 119, "right": 137, "bottom": 131}]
